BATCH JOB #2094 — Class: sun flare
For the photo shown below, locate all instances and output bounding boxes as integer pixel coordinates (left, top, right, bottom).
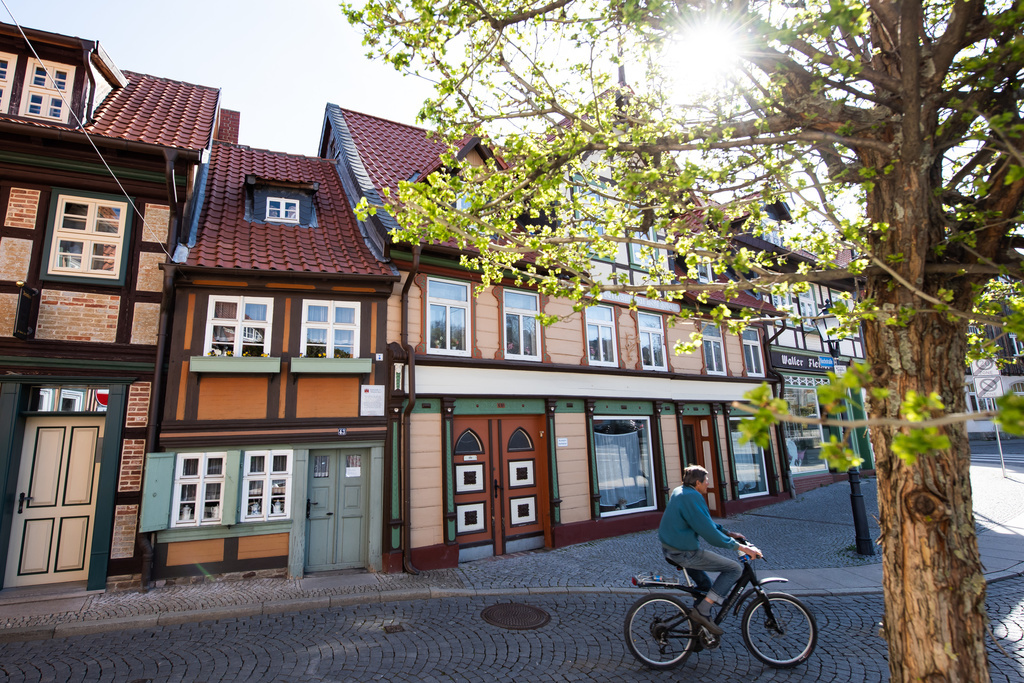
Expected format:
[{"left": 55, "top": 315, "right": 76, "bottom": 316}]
[{"left": 663, "top": 20, "right": 746, "bottom": 102}]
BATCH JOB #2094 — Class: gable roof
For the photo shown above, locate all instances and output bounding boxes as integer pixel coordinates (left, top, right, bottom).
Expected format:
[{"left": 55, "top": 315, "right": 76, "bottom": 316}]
[{"left": 185, "top": 142, "right": 397, "bottom": 278}]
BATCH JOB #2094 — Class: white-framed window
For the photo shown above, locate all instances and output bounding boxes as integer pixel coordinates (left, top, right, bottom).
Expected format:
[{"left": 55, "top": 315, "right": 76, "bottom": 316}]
[
  {"left": 204, "top": 296, "right": 273, "bottom": 357},
  {"left": 638, "top": 312, "right": 667, "bottom": 371},
  {"left": 965, "top": 381, "right": 996, "bottom": 414},
  {"left": 695, "top": 262, "right": 713, "bottom": 283},
  {"left": 797, "top": 289, "right": 817, "bottom": 327},
  {"left": 242, "top": 450, "right": 292, "bottom": 522},
  {"left": 772, "top": 292, "right": 798, "bottom": 319},
  {"left": 504, "top": 289, "right": 540, "bottom": 360},
  {"left": 586, "top": 305, "right": 618, "bottom": 366},
  {"left": 742, "top": 328, "right": 764, "bottom": 376},
  {"left": 21, "top": 58, "right": 74, "bottom": 123},
  {"left": 702, "top": 323, "right": 726, "bottom": 375},
  {"left": 629, "top": 229, "right": 666, "bottom": 270},
  {"left": 594, "top": 417, "right": 656, "bottom": 516},
  {"left": 47, "top": 195, "right": 129, "bottom": 279},
  {"left": 0, "top": 51, "right": 17, "bottom": 114},
  {"left": 301, "top": 300, "right": 359, "bottom": 358},
  {"left": 266, "top": 197, "right": 299, "bottom": 223},
  {"left": 427, "top": 278, "right": 470, "bottom": 355},
  {"left": 1010, "top": 333, "right": 1023, "bottom": 358},
  {"left": 171, "top": 453, "right": 226, "bottom": 527}
]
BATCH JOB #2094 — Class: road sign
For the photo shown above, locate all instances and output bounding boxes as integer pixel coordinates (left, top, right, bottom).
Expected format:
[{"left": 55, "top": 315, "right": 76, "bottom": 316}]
[
  {"left": 977, "top": 376, "right": 1004, "bottom": 400},
  {"left": 973, "top": 358, "right": 999, "bottom": 377}
]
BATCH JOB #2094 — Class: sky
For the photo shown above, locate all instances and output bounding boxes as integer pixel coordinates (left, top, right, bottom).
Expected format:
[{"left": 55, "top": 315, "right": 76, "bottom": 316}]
[{"left": 1, "top": 0, "right": 436, "bottom": 155}]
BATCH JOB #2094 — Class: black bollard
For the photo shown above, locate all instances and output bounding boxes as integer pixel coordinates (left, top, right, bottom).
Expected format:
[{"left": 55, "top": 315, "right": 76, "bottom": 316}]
[{"left": 848, "top": 467, "right": 875, "bottom": 555}]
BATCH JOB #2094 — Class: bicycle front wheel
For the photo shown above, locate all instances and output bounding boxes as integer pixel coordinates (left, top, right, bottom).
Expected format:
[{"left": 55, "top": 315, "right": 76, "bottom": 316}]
[
  {"left": 741, "top": 592, "right": 818, "bottom": 668},
  {"left": 623, "top": 593, "right": 696, "bottom": 670}
]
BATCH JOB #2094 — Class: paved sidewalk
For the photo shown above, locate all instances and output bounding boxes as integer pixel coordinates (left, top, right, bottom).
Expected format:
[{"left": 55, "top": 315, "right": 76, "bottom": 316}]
[{"left": 1, "top": 465, "right": 1022, "bottom": 642}]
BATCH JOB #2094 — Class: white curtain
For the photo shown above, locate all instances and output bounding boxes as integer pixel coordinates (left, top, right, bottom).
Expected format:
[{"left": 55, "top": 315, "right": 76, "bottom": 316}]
[{"left": 596, "top": 431, "right": 649, "bottom": 509}]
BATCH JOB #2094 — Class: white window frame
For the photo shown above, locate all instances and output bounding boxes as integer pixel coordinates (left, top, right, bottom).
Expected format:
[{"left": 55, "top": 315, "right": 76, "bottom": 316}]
[
  {"left": 503, "top": 289, "right": 541, "bottom": 361},
  {"left": 797, "top": 289, "right": 818, "bottom": 328},
  {"left": 0, "top": 51, "right": 17, "bottom": 115},
  {"left": 695, "top": 262, "right": 713, "bottom": 283},
  {"left": 21, "top": 58, "right": 74, "bottom": 123},
  {"left": 204, "top": 295, "right": 274, "bottom": 357},
  {"left": 47, "top": 195, "right": 129, "bottom": 280},
  {"left": 638, "top": 312, "right": 667, "bottom": 371},
  {"left": 742, "top": 328, "right": 764, "bottom": 377},
  {"left": 702, "top": 323, "right": 726, "bottom": 375},
  {"left": 965, "top": 382, "right": 996, "bottom": 414},
  {"left": 171, "top": 452, "right": 226, "bottom": 527},
  {"left": 242, "top": 450, "right": 293, "bottom": 522},
  {"left": 301, "top": 300, "right": 360, "bottom": 358},
  {"left": 586, "top": 305, "right": 618, "bottom": 367},
  {"left": 266, "top": 197, "right": 299, "bottom": 223},
  {"left": 594, "top": 416, "right": 657, "bottom": 517},
  {"left": 427, "top": 278, "right": 471, "bottom": 356}
]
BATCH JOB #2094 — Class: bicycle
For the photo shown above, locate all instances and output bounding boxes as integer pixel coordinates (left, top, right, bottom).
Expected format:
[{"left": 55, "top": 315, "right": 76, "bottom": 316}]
[{"left": 624, "top": 547, "right": 818, "bottom": 670}]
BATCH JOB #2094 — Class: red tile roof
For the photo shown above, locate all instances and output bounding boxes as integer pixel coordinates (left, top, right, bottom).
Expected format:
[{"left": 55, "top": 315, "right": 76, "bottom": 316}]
[
  {"left": 187, "top": 143, "right": 397, "bottom": 278},
  {"left": 0, "top": 71, "right": 219, "bottom": 152},
  {"left": 335, "top": 108, "right": 448, "bottom": 197}
]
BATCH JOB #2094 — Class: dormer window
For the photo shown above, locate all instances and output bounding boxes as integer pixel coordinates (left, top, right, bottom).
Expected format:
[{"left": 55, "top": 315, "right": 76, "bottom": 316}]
[
  {"left": 0, "top": 52, "right": 17, "bottom": 114},
  {"left": 267, "top": 198, "right": 299, "bottom": 223},
  {"left": 21, "top": 59, "right": 75, "bottom": 123},
  {"left": 696, "top": 262, "right": 713, "bottom": 283}
]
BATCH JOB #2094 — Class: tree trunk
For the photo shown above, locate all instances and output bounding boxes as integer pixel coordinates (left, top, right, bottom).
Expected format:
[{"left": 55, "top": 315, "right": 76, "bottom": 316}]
[{"left": 863, "top": 168, "right": 990, "bottom": 682}]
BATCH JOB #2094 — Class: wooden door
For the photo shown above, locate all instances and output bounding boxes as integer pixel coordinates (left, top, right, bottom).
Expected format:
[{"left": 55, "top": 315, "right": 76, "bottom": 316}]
[
  {"left": 305, "top": 449, "right": 367, "bottom": 571},
  {"left": 681, "top": 415, "right": 721, "bottom": 515},
  {"left": 5, "top": 417, "right": 103, "bottom": 587},
  {"left": 452, "top": 416, "right": 548, "bottom": 557}
]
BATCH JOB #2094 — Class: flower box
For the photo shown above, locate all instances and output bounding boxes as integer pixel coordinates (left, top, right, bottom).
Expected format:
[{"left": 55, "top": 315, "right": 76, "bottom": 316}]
[
  {"left": 189, "top": 356, "right": 281, "bottom": 374},
  {"left": 289, "top": 357, "right": 373, "bottom": 374}
]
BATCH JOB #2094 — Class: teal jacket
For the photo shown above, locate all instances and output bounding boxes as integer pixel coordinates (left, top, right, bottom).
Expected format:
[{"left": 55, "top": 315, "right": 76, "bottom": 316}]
[{"left": 658, "top": 485, "right": 739, "bottom": 552}]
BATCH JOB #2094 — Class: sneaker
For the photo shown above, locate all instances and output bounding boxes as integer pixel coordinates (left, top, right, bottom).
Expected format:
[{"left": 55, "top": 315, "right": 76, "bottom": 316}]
[{"left": 688, "top": 609, "right": 724, "bottom": 635}]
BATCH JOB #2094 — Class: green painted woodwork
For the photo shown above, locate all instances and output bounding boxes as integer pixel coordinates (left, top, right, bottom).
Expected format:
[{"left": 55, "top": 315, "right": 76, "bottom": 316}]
[
  {"left": 139, "top": 452, "right": 175, "bottom": 533},
  {"left": 453, "top": 397, "right": 545, "bottom": 415},
  {"left": 189, "top": 356, "right": 282, "bottom": 373},
  {"left": 0, "top": 384, "right": 26, "bottom": 590},
  {"left": 0, "top": 150, "right": 184, "bottom": 186},
  {"left": 545, "top": 409, "right": 560, "bottom": 525},
  {"left": 390, "top": 420, "right": 402, "bottom": 551},
  {"left": 591, "top": 400, "right": 653, "bottom": 415},
  {"left": 87, "top": 384, "right": 126, "bottom": 591},
  {"left": 586, "top": 412, "right": 600, "bottom": 519},
  {"left": 443, "top": 418, "right": 455, "bottom": 543},
  {"left": 289, "top": 358, "right": 373, "bottom": 374},
  {"left": 156, "top": 519, "right": 292, "bottom": 544},
  {"left": 677, "top": 403, "right": 712, "bottom": 416},
  {"left": 412, "top": 399, "right": 439, "bottom": 413}
]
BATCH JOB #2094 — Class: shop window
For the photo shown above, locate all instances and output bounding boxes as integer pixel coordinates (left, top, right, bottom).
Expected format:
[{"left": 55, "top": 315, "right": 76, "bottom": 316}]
[
  {"left": 427, "top": 278, "right": 470, "bottom": 355},
  {"left": 586, "top": 305, "right": 617, "bottom": 366},
  {"left": 242, "top": 450, "right": 292, "bottom": 521},
  {"left": 782, "top": 386, "right": 828, "bottom": 474},
  {"left": 504, "top": 290, "right": 540, "bottom": 360},
  {"left": 593, "top": 417, "right": 656, "bottom": 516},
  {"left": 639, "top": 312, "right": 667, "bottom": 371},
  {"left": 730, "top": 417, "right": 769, "bottom": 498}
]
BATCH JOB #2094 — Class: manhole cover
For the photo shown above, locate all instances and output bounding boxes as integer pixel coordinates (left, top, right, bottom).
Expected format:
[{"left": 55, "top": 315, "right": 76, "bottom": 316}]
[{"left": 480, "top": 602, "right": 551, "bottom": 630}]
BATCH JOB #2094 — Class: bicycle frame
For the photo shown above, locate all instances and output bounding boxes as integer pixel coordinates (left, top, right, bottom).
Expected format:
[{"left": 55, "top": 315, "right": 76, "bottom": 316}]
[{"left": 632, "top": 555, "right": 790, "bottom": 628}]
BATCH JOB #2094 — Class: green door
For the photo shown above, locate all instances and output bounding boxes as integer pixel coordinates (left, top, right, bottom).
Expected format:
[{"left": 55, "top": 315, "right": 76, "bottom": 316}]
[{"left": 305, "top": 449, "right": 367, "bottom": 571}]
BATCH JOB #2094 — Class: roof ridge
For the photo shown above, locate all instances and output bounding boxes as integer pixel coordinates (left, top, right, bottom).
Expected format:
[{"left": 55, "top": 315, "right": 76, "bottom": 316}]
[
  {"left": 120, "top": 69, "right": 220, "bottom": 93},
  {"left": 328, "top": 103, "right": 431, "bottom": 135}
]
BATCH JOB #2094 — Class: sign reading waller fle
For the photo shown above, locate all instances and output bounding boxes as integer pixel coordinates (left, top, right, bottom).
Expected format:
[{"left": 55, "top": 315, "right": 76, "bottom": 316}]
[{"left": 770, "top": 351, "right": 845, "bottom": 374}]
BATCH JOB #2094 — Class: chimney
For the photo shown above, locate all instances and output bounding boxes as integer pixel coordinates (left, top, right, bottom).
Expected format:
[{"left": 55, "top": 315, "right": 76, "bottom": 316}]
[{"left": 214, "top": 109, "right": 240, "bottom": 144}]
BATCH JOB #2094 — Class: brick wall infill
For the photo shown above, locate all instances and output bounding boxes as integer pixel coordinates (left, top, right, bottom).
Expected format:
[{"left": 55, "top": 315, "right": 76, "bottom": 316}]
[{"left": 4, "top": 188, "right": 40, "bottom": 229}]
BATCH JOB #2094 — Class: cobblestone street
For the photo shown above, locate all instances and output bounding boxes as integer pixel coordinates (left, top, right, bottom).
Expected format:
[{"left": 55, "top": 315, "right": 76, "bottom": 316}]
[{"left": 0, "top": 576, "right": 1021, "bottom": 682}]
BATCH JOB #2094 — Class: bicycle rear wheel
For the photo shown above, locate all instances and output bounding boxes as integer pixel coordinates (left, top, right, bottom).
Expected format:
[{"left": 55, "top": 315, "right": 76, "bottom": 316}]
[
  {"left": 741, "top": 592, "right": 818, "bottom": 668},
  {"left": 623, "top": 594, "right": 696, "bottom": 670}
]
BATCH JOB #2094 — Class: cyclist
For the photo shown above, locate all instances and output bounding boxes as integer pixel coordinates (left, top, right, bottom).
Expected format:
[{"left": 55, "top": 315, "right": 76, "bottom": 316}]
[{"left": 659, "top": 464, "right": 761, "bottom": 634}]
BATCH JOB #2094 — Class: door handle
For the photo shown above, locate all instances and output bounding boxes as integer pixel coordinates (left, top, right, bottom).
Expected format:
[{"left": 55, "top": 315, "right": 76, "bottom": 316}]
[
  {"left": 493, "top": 479, "right": 502, "bottom": 498},
  {"left": 326, "top": 512, "right": 334, "bottom": 516},
  {"left": 18, "top": 491, "right": 31, "bottom": 513}
]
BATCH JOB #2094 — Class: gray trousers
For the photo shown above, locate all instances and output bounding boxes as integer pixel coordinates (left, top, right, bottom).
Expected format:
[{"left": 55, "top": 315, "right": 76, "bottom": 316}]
[{"left": 662, "top": 545, "right": 742, "bottom": 603}]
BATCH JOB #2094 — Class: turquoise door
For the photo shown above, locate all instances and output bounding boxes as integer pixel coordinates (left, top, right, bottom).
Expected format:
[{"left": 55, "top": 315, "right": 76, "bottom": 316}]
[{"left": 305, "top": 449, "right": 367, "bottom": 571}]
